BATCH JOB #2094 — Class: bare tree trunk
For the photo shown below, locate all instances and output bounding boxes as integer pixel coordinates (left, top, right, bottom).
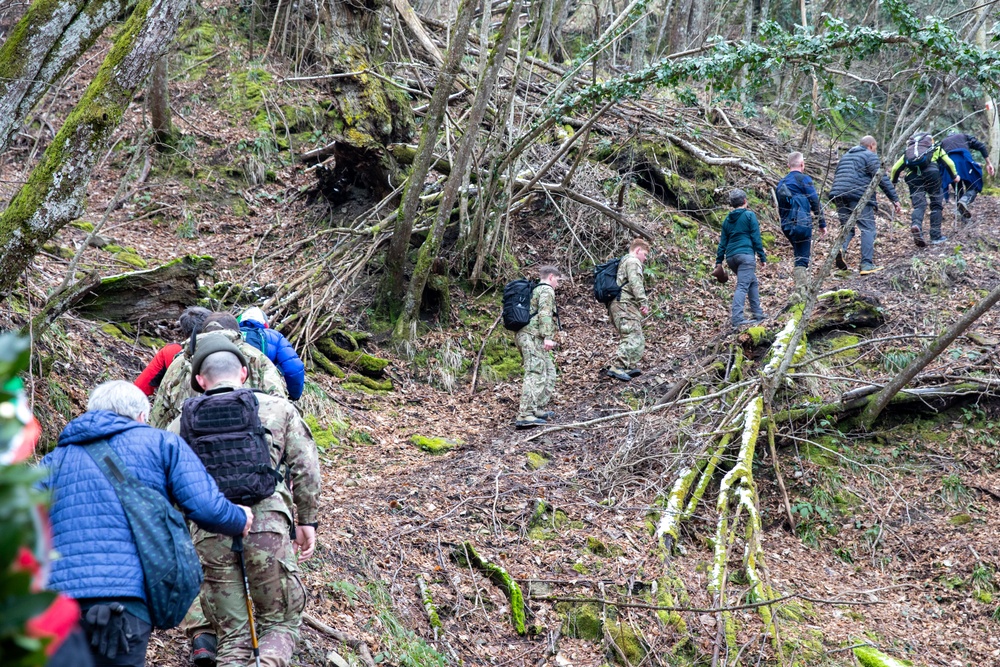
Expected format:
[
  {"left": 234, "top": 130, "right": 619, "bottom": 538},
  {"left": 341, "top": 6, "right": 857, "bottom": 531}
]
[
  {"left": 857, "top": 281, "right": 1000, "bottom": 429},
  {"left": 149, "top": 54, "right": 172, "bottom": 148},
  {"left": 0, "top": 0, "right": 190, "bottom": 297},
  {"left": 0, "top": 0, "right": 133, "bottom": 153},
  {"left": 392, "top": 0, "right": 522, "bottom": 341},
  {"left": 381, "top": 0, "right": 477, "bottom": 306},
  {"left": 977, "top": 15, "right": 1000, "bottom": 168}
]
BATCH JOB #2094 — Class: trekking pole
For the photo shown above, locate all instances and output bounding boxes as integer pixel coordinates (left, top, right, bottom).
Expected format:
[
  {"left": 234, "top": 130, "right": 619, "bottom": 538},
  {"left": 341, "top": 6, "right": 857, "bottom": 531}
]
[{"left": 232, "top": 536, "right": 261, "bottom": 667}]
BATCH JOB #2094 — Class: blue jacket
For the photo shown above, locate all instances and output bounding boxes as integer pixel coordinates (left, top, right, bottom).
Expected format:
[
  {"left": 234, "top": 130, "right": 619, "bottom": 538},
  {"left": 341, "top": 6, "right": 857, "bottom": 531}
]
[
  {"left": 39, "top": 411, "right": 246, "bottom": 607},
  {"left": 828, "top": 145, "right": 898, "bottom": 206},
  {"left": 776, "top": 171, "right": 826, "bottom": 228},
  {"left": 716, "top": 208, "right": 767, "bottom": 265},
  {"left": 941, "top": 147, "right": 983, "bottom": 199},
  {"left": 239, "top": 320, "right": 305, "bottom": 400}
]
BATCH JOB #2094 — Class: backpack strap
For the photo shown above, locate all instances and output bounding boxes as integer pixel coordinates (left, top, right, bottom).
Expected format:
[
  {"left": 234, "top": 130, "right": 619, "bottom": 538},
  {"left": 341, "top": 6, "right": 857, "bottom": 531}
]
[{"left": 83, "top": 440, "right": 140, "bottom": 510}]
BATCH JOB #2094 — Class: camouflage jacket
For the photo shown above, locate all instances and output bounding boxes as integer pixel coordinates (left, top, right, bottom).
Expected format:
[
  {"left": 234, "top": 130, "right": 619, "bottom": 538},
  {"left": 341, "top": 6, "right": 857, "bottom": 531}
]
[
  {"left": 524, "top": 283, "right": 556, "bottom": 340},
  {"left": 149, "top": 329, "right": 287, "bottom": 429},
  {"left": 169, "top": 381, "right": 321, "bottom": 533},
  {"left": 616, "top": 253, "right": 647, "bottom": 308}
]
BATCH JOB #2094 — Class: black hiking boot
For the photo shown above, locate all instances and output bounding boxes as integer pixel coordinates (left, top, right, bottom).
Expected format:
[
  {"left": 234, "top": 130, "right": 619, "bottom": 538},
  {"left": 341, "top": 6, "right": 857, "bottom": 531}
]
[
  {"left": 835, "top": 252, "right": 848, "bottom": 271},
  {"left": 626, "top": 368, "right": 643, "bottom": 378},
  {"left": 911, "top": 225, "right": 927, "bottom": 248},
  {"left": 533, "top": 410, "right": 556, "bottom": 420},
  {"left": 515, "top": 416, "right": 547, "bottom": 429},
  {"left": 606, "top": 368, "right": 632, "bottom": 382},
  {"left": 957, "top": 201, "right": 972, "bottom": 219},
  {"left": 191, "top": 634, "right": 218, "bottom": 667}
]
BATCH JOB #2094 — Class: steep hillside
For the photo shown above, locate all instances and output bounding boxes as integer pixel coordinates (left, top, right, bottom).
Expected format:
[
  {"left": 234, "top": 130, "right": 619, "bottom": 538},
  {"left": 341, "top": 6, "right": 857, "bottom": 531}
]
[{"left": 5, "top": 4, "right": 1000, "bottom": 667}]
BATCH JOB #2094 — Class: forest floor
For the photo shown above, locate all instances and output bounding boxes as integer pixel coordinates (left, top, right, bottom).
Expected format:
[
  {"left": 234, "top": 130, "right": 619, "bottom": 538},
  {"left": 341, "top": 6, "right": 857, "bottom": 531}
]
[{"left": 5, "top": 6, "right": 1000, "bottom": 667}]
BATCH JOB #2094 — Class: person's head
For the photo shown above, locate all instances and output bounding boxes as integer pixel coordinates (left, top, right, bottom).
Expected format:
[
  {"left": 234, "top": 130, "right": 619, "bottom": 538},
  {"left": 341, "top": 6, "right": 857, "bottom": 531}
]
[
  {"left": 200, "top": 312, "right": 240, "bottom": 334},
  {"left": 178, "top": 306, "right": 211, "bottom": 340},
  {"left": 88, "top": 381, "right": 150, "bottom": 423},
  {"left": 787, "top": 151, "right": 805, "bottom": 172},
  {"left": 239, "top": 307, "right": 268, "bottom": 328},
  {"left": 630, "top": 238, "right": 650, "bottom": 263},
  {"left": 190, "top": 335, "right": 249, "bottom": 393},
  {"left": 538, "top": 265, "right": 562, "bottom": 289},
  {"left": 860, "top": 135, "right": 877, "bottom": 153},
  {"left": 729, "top": 189, "right": 747, "bottom": 209}
]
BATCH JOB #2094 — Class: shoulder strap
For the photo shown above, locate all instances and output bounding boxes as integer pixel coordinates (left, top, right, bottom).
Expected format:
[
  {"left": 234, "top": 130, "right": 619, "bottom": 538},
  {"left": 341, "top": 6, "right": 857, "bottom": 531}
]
[{"left": 83, "top": 439, "right": 134, "bottom": 504}]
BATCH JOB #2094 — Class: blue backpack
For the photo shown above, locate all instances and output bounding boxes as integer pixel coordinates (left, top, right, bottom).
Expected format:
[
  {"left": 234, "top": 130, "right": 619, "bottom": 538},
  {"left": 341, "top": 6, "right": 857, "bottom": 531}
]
[{"left": 84, "top": 440, "right": 203, "bottom": 629}]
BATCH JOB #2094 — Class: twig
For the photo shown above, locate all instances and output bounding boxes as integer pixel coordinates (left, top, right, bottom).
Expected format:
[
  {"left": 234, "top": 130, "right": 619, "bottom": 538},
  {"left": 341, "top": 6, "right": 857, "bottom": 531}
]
[
  {"left": 469, "top": 314, "right": 503, "bottom": 394},
  {"left": 302, "top": 613, "right": 376, "bottom": 667}
]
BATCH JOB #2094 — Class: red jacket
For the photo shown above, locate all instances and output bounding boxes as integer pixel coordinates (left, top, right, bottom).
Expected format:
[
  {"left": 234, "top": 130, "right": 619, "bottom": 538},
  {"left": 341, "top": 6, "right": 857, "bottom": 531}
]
[{"left": 134, "top": 343, "right": 182, "bottom": 396}]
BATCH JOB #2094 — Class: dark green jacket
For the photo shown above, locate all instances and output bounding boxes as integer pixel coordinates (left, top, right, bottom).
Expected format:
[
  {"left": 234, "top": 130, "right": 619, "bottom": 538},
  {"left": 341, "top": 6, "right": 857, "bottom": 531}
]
[{"left": 716, "top": 208, "right": 766, "bottom": 264}]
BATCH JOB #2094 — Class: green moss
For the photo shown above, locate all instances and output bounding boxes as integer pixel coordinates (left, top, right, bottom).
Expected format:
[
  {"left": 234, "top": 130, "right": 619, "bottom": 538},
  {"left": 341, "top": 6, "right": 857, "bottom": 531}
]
[
  {"left": 557, "top": 602, "right": 603, "bottom": 640},
  {"left": 343, "top": 373, "right": 392, "bottom": 392},
  {"left": 585, "top": 536, "right": 622, "bottom": 557},
  {"left": 571, "top": 562, "right": 590, "bottom": 575},
  {"left": 42, "top": 242, "right": 74, "bottom": 260},
  {"left": 826, "top": 333, "right": 860, "bottom": 360},
  {"left": 410, "top": 434, "right": 462, "bottom": 454},
  {"left": 747, "top": 326, "right": 768, "bottom": 345},
  {"left": 303, "top": 414, "right": 342, "bottom": 451},
  {"left": 316, "top": 338, "right": 389, "bottom": 376},
  {"left": 689, "top": 385, "right": 708, "bottom": 398},
  {"left": 853, "top": 645, "right": 913, "bottom": 667},
  {"left": 975, "top": 589, "right": 994, "bottom": 604},
  {"left": 526, "top": 451, "right": 550, "bottom": 470},
  {"left": 100, "top": 322, "right": 128, "bottom": 340},
  {"left": 607, "top": 622, "right": 646, "bottom": 664},
  {"left": 103, "top": 243, "right": 123, "bottom": 253},
  {"left": 452, "top": 542, "right": 526, "bottom": 635},
  {"left": 949, "top": 513, "right": 972, "bottom": 526},
  {"left": 761, "top": 232, "right": 776, "bottom": 250},
  {"left": 70, "top": 220, "right": 95, "bottom": 232},
  {"left": 114, "top": 251, "right": 148, "bottom": 268}
]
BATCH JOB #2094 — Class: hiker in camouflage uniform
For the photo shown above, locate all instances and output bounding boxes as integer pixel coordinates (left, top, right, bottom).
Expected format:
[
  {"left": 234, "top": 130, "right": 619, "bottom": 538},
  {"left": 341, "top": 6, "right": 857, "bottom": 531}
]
[
  {"left": 607, "top": 238, "right": 650, "bottom": 382},
  {"left": 150, "top": 312, "right": 286, "bottom": 430},
  {"left": 515, "top": 265, "right": 562, "bottom": 429},
  {"left": 169, "top": 337, "right": 321, "bottom": 667}
]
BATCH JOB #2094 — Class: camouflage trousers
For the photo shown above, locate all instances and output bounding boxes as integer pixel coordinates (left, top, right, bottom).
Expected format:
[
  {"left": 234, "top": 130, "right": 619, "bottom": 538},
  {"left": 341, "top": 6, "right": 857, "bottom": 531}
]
[
  {"left": 610, "top": 301, "right": 645, "bottom": 369},
  {"left": 193, "top": 517, "right": 307, "bottom": 667},
  {"left": 515, "top": 329, "right": 556, "bottom": 420}
]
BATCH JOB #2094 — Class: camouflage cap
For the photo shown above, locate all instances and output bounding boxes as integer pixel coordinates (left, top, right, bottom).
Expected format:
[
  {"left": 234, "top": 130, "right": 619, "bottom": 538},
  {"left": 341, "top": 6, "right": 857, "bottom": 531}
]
[{"left": 190, "top": 334, "right": 248, "bottom": 393}]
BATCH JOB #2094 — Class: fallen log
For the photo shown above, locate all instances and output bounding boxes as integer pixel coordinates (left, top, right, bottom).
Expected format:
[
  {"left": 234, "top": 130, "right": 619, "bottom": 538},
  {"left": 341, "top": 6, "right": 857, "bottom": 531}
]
[
  {"left": 452, "top": 541, "right": 527, "bottom": 635},
  {"left": 75, "top": 254, "right": 214, "bottom": 323}
]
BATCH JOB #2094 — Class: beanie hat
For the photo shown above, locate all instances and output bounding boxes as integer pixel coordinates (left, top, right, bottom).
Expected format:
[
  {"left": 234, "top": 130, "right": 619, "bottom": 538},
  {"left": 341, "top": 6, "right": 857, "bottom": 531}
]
[
  {"left": 190, "top": 334, "right": 248, "bottom": 393},
  {"left": 239, "top": 307, "right": 268, "bottom": 327}
]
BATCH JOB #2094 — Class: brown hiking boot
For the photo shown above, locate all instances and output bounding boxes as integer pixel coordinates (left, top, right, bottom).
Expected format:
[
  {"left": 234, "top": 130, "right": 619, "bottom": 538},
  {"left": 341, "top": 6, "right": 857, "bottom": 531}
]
[{"left": 835, "top": 252, "right": 848, "bottom": 270}]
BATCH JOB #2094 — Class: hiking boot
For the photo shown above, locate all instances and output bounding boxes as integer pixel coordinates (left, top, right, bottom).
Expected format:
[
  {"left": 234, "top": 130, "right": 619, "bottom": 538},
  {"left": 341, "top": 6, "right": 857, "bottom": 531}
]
[
  {"left": 515, "top": 416, "right": 547, "bottom": 429},
  {"left": 626, "top": 368, "right": 643, "bottom": 378},
  {"left": 835, "top": 252, "right": 848, "bottom": 271},
  {"left": 859, "top": 263, "right": 884, "bottom": 276},
  {"left": 606, "top": 368, "right": 632, "bottom": 382},
  {"left": 751, "top": 314, "right": 768, "bottom": 324},
  {"left": 957, "top": 201, "right": 972, "bottom": 219},
  {"left": 191, "top": 634, "right": 218, "bottom": 667},
  {"left": 533, "top": 410, "right": 556, "bottom": 420},
  {"left": 930, "top": 236, "right": 949, "bottom": 245},
  {"left": 911, "top": 225, "right": 927, "bottom": 248}
]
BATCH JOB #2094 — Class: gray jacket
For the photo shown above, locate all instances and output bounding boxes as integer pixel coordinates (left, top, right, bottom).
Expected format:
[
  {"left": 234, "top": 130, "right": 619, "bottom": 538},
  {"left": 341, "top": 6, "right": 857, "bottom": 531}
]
[{"left": 828, "top": 145, "right": 898, "bottom": 206}]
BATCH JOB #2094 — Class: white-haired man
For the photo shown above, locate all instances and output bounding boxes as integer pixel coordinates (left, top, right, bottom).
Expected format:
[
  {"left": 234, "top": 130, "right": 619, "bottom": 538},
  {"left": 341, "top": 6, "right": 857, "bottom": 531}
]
[{"left": 40, "top": 381, "right": 253, "bottom": 667}]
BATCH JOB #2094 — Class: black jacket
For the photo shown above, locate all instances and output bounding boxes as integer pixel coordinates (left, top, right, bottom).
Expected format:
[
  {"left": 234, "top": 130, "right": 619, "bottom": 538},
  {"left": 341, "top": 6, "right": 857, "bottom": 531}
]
[
  {"left": 828, "top": 145, "right": 898, "bottom": 206},
  {"left": 940, "top": 133, "right": 989, "bottom": 160}
]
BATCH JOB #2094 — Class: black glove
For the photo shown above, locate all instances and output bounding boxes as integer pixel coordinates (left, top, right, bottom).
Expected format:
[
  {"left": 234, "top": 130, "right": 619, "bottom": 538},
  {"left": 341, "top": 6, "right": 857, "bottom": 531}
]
[{"left": 85, "top": 603, "right": 130, "bottom": 660}]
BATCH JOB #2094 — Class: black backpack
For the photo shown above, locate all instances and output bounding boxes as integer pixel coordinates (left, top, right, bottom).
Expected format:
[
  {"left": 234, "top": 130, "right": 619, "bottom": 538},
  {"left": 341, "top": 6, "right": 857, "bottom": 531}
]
[
  {"left": 502, "top": 279, "right": 537, "bottom": 331},
  {"left": 904, "top": 132, "right": 935, "bottom": 170},
  {"left": 179, "top": 388, "right": 279, "bottom": 505},
  {"left": 593, "top": 257, "right": 623, "bottom": 304}
]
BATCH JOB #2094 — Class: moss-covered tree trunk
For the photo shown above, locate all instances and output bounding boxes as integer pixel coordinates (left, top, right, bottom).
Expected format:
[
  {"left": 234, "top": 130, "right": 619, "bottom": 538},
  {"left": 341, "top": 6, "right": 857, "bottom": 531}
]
[
  {"left": 0, "top": 0, "right": 133, "bottom": 154},
  {"left": 392, "top": 0, "right": 522, "bottom": 342},
  {"left": 0, "top": 0, "right": 189, "bottom": 297},
  {"left": 380, "top": 0, "right": 477, "bottom": 308},
  {"left": 309, "top": 0, "right": 414, "bottom": 203}
]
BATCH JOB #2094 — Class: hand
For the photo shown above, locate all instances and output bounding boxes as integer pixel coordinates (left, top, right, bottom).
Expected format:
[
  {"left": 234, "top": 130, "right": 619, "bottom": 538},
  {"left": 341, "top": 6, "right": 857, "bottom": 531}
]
[
  {"left": 820, "top": 226, "right": 827, "bottom": 237},
  {"left": 640, "top": 305, "right": 650, "bottom": 316},
  {"left": 893, "top": 202, "right": 903, "bottom": 216},
  {"left": 543, "top": 338, "right": 556, "bottom": 351},
  {"left": 987, "top": 161, "right": 995, "bottom": 178},
  {"left": 238, "top": 505, "right": 254, "bottom": 537},
  {"left": 295, "top": 525, "right": 317, "bottom": 560},
  {"left": 953, "top": 175, "right": 961, "bottom": 184}
]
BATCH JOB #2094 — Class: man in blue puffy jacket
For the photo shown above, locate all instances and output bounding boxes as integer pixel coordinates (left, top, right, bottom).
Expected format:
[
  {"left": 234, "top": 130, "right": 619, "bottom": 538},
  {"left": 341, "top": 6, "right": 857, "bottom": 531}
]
[
  {"left": 238, "top": 307, "right": 305, "bottom": 400},
  {"left": 775, "top": 151, "right": 826, "bottom": 300},
  {"left": 39, "top": 381, "right": 254, "bottom": 667}
]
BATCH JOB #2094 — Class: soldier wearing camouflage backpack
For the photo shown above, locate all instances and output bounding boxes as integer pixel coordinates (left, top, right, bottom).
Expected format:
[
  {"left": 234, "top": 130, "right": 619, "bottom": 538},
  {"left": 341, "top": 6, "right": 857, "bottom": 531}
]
[
  {"left": 606, "top": 238, "right": 650, "bottom": 382},
  {"left": 169, "top": 335, "right": 321, "bottom": 667},
  {"left": 512, "top": 265, "right": 562, "bottom": 429}
]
